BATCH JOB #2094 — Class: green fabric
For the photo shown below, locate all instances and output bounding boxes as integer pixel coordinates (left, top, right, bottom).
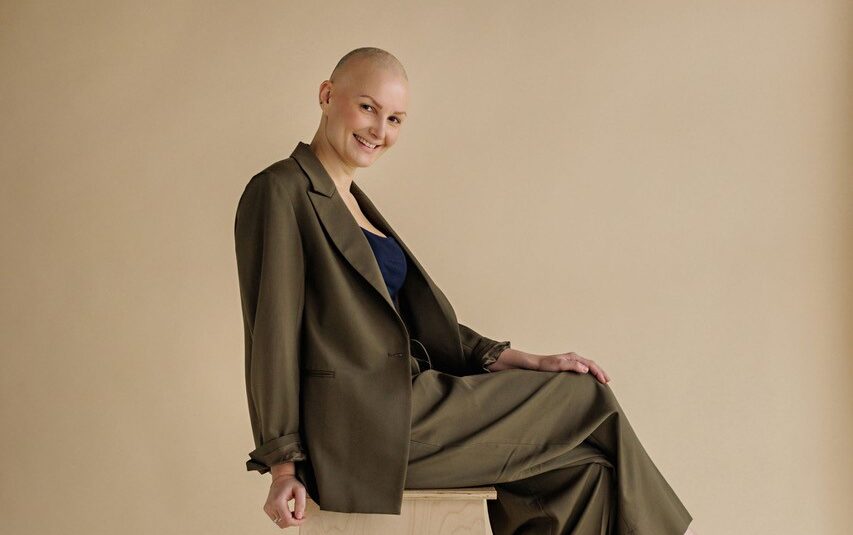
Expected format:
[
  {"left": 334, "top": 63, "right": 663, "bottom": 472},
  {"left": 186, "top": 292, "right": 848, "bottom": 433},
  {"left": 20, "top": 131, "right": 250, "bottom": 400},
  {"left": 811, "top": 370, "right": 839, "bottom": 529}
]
[
  {"left": 235, "top": 141, "right": 514, "bottom": 510},
  {"left": 405, "top": 368, "right": 693, "bottom": 535}
]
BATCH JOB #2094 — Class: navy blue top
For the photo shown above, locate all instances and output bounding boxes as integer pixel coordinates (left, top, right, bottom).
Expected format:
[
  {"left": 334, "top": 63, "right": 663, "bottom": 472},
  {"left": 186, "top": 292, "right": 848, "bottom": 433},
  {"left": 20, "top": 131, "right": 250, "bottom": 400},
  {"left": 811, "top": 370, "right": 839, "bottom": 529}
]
[{"left": 361, "top": 227, "right": 407, "bottom": 300}]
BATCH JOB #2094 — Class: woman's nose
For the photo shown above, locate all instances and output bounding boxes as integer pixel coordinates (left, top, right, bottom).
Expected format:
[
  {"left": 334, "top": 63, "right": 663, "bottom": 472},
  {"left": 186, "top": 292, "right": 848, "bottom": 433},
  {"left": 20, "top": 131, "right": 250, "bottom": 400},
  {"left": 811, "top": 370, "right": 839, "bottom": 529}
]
[{"left": 370, "top": 119, "right": 386, "bottom": 140}]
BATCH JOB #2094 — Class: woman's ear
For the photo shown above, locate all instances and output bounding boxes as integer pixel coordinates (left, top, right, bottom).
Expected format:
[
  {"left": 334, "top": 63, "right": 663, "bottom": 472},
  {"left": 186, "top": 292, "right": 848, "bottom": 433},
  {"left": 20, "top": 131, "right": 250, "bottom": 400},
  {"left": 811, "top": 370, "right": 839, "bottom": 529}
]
[{"left": 318, "top": 81, "right": 332, "bottom": 107}]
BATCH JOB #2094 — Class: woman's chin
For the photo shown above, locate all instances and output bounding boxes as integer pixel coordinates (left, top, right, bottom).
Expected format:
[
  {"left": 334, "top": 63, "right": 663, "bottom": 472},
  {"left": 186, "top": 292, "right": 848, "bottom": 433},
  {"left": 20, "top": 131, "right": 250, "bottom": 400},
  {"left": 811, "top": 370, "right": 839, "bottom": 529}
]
[{"left": 352, "top": 149, "right": 380, "bottom": 166}]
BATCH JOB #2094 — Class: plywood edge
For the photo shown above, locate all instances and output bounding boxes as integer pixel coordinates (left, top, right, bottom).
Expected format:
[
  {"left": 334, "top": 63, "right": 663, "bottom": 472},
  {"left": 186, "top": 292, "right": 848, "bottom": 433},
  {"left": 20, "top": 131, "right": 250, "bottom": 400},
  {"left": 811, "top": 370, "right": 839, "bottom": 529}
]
[{"left": 402, "top": 487, "right": 498, "bottom": 500}]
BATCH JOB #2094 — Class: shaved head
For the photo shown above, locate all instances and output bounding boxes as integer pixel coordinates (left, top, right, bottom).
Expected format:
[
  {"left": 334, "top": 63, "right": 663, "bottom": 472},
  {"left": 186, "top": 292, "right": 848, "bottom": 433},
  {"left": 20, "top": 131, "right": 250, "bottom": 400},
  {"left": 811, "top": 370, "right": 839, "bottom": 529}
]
[
  {"left": 330, "top": 47, "right": 408, "bottom": 85},
  {"left": 310, "top": 47, "right": 409, "bottom": 175}
]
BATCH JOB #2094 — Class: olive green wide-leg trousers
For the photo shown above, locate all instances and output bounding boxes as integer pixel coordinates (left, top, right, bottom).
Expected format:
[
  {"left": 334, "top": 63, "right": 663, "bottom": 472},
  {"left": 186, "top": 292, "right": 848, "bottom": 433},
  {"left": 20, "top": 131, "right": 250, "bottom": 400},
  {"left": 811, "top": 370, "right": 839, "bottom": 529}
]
[{"left": 403, "top": 367, "right": 693, "bottom": 535}]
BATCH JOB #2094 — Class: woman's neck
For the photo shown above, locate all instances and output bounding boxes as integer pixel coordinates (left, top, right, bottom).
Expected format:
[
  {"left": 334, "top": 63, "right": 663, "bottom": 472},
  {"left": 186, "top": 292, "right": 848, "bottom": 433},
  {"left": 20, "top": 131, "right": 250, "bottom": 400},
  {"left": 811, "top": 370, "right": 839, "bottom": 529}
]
[{"left": 308, "top": 139, "right": 356, "bottom": 195}]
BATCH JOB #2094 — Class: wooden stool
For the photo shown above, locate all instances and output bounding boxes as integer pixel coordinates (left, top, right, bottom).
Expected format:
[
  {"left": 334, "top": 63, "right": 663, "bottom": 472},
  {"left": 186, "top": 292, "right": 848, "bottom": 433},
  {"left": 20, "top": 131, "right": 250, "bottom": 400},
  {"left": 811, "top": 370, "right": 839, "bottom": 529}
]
[{"left": 297, "top": 486, "right": 498, "bottom": 535}]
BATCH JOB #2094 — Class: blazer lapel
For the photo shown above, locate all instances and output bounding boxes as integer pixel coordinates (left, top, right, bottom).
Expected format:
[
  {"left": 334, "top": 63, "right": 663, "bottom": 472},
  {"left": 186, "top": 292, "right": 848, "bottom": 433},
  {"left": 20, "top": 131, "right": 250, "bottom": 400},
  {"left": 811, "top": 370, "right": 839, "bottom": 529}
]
[
  {"left": 291, "top": 143, "right": 396, "bottom": 313},
  {"left": 349, "top": 181, "right": 456, "bottom": 320},
  {"left": 350, "top": 181, "right": 463, "bottom": 360},
  {"left": 290, "top": 142, "right": 459, "bottom": 353}
]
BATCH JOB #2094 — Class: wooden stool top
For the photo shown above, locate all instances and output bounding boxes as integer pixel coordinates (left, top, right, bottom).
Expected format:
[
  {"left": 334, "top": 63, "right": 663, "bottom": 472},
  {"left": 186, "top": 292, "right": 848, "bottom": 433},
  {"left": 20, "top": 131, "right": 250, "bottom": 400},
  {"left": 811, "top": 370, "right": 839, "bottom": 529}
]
[
  {"left": 402, "top": 486, "right": 497, "bottom": 500},
  {"left": 301, "top": 487, "right": 497, "bottom": 533}
]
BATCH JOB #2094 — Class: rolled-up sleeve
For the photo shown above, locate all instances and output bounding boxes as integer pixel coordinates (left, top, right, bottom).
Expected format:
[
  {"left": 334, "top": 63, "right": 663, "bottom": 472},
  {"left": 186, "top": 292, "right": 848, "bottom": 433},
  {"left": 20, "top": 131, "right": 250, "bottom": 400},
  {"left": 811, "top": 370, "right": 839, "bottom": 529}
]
[
  {"left": 458, "top": 323, "right": 511, "bottom": 374},
  {"left": 235, "top": 172, "right": 307, "bottom": 474}
]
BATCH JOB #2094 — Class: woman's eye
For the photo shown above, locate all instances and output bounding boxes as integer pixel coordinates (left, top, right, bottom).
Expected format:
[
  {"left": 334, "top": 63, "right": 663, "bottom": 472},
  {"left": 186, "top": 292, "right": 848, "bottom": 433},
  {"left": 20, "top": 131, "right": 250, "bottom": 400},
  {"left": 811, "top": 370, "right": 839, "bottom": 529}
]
[{"left": 361, "top": 103, "right": 400, "bottom": 124}]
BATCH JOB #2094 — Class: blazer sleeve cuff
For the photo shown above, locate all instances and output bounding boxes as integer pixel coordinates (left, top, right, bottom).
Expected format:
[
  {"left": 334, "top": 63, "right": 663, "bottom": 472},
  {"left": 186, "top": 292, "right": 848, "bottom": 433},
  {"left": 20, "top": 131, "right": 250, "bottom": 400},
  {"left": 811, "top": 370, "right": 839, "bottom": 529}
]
[
  {"left": 246, "top": 432, "right": 308, "bottom": 473},
  {"left": 480, "top": 340, "right": 512, "bottom": 372}
]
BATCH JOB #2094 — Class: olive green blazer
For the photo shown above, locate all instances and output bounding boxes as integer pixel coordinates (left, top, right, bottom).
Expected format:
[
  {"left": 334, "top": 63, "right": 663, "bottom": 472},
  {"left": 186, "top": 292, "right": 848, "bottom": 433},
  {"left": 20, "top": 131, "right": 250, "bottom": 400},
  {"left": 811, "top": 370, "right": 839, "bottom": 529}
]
[{"left": 234, "top": 141, "right": 511, "bottom": 514}]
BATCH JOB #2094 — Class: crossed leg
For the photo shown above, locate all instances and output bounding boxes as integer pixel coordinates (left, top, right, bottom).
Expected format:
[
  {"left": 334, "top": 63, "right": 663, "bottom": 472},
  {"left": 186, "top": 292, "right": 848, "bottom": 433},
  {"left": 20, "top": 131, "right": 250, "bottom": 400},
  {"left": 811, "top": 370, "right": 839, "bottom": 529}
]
[{"left": 405, "top": 368, "right": 693, "bottom": 535}]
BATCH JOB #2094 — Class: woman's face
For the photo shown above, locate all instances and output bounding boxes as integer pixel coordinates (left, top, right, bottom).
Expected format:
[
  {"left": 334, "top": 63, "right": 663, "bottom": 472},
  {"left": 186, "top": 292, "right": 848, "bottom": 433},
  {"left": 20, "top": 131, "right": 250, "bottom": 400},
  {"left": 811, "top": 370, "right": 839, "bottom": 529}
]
[{"left": 319, "top": 65, "right": 409, "bottom": 170}]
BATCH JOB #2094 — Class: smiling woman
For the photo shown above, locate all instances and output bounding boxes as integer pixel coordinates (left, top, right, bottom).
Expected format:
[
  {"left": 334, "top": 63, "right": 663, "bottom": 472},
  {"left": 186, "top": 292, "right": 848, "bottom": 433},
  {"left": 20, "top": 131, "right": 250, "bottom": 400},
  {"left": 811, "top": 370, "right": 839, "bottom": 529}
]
[
  {"left": 237, "top": 46, "right": 696, "bottom": 535},
  {"left": 311, "top": 48, "right": 409, "bottom": 170}
]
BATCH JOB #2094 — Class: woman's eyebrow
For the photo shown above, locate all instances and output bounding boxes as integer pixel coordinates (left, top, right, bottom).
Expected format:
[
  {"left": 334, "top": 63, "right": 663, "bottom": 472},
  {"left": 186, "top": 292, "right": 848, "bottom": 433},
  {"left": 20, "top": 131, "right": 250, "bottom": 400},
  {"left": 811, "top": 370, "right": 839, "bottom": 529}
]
[{"left": 359, "top": 94, "right": 407, "bottom": 116}]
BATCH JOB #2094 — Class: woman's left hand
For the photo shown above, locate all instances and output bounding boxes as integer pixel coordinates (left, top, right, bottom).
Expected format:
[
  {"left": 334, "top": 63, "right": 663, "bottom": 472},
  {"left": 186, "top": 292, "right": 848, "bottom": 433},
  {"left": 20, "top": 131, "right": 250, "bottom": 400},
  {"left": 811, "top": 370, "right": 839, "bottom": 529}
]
[
  {"left": 490, "top": 348, "right": 611, "bottom": 384},
  {"left": 530, "top": 352, "right": 611, "bottom": 384}
]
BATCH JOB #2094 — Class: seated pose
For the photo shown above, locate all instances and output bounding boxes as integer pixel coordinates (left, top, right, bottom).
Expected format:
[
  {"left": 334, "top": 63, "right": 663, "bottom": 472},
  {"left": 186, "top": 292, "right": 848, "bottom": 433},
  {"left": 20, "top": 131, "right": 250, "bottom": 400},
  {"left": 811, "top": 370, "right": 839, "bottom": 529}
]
[{"left": 234, "top": 46, "right": 696, "bottom": 535}]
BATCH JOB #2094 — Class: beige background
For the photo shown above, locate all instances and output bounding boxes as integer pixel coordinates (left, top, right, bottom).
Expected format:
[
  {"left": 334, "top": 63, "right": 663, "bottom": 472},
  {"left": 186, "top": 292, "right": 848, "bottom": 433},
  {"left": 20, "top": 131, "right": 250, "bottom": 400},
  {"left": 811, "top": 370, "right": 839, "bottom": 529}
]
[{"left": 2, "top": 1, "right": 851, "bottom": 534}]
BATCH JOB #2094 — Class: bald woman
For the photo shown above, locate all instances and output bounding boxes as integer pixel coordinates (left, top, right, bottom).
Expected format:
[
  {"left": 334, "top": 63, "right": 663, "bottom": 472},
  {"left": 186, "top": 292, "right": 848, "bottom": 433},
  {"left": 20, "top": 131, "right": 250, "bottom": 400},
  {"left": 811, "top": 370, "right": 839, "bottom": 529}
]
[{"left": 235, "top": 46, "right": 696, "bottom": 535}]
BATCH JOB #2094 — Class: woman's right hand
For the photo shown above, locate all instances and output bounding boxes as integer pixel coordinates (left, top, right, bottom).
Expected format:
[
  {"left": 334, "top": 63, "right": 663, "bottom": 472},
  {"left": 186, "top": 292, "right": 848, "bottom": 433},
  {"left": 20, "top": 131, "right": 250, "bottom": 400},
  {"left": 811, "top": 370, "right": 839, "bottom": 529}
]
[{"left": 264, "top": 474, "right": 308, "bottom": 529}]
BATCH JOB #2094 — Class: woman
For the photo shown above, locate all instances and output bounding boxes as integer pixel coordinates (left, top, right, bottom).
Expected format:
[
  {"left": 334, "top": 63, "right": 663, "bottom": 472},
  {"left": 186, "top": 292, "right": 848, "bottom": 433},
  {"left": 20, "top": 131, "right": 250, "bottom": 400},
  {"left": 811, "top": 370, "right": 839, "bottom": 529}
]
[{"left": 234, "top": 47, "right": 697, "bottom": 534}]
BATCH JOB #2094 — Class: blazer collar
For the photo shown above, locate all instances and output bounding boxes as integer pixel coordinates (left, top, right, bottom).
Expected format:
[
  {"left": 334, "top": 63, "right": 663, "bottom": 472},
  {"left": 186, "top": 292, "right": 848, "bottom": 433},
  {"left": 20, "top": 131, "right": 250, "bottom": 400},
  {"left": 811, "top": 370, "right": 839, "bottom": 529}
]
[
  {"left": 290, "top": 141, "right": 339, "bottom": 197},
  {"left": 289, "top": 141, "right": 457, "bottom": 340}
]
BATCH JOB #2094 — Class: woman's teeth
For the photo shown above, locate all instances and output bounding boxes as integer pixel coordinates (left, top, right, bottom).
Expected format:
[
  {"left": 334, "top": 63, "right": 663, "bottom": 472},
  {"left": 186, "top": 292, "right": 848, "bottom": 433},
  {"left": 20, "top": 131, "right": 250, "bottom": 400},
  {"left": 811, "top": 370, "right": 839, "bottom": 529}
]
[{"left": 354, "top": 134, "right": 378, "bottom": 149}]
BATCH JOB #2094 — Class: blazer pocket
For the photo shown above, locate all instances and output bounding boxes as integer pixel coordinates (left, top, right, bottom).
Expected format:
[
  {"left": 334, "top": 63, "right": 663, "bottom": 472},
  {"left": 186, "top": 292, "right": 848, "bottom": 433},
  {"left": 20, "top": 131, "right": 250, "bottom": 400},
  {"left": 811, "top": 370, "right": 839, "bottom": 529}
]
[{"left": 301, "top": 368, "right": 336, "bottom": 378}]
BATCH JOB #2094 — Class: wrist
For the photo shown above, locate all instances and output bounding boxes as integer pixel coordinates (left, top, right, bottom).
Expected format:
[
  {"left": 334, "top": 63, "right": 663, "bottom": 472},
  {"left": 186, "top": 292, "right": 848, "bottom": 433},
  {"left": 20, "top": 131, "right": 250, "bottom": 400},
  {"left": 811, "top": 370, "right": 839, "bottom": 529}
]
[
  {"left": 270, "top": 461, "right": 296, "bottom": 479},
  {"left": 487, "top": 348, "right": 535, "bottom": 371},
  {"left": 518, "top": 350, "right": 540, "bottom": 370}
]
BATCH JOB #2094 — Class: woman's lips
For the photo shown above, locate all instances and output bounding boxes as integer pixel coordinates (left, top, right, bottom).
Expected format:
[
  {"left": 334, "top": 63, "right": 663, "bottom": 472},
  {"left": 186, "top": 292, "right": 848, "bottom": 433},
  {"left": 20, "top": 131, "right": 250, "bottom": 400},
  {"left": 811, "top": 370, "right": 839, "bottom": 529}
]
[{"left": 354, "top": 133, "right": 379, "bottom": 151}]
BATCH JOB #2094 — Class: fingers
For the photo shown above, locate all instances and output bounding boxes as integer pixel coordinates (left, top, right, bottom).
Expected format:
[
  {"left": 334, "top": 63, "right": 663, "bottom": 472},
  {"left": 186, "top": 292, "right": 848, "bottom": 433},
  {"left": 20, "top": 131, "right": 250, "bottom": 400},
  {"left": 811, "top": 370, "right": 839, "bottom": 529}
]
[
  {"left": 265, "top": 491, "right": 306, "bottom": 529},
  {"left": 547, "top": 353, "right": 611, "bottom": 383},
  {"left": 294, "top": 485, "right": 307, "bottom": 520},
  {"left": 584, "top": 361, "right": 609, "bottom": 383},
  {"left": 566, "top": 353, "right": 610, "bottom": 384},
  {"left": 271, "top": 504, "right": 302, "bottom": 529},
  {"left": 265, "top": 504, "right": 291, "bottom": 527},
  {"left": 281, "top": 504, "right": 297, "bottom": 527},
  {"left": 264, "top": 504, "right": 285, "bottom": 526}
]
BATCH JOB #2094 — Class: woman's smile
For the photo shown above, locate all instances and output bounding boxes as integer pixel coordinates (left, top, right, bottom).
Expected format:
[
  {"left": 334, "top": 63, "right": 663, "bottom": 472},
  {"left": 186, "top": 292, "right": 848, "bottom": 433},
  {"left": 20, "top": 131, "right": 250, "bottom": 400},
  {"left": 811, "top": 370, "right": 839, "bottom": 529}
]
[{"left": 353, "top": 133, "right": 380, "bottom": 151}]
